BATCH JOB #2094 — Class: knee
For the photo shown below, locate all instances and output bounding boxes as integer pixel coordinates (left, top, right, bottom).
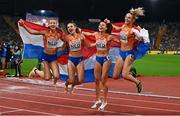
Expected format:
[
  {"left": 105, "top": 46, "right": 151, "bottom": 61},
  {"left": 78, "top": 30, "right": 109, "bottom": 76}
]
[
  {"left": 101, "top": 79, "right": 107, "bottom": 87},
  {"left": 95, "top": 79, "right": 100, "bottom": 85},
  {"left": 122, "top": 71, "right": 129, "bottom": 78},
  {"left": 101, "top": 80, "right": 108, "bottom": 90}
]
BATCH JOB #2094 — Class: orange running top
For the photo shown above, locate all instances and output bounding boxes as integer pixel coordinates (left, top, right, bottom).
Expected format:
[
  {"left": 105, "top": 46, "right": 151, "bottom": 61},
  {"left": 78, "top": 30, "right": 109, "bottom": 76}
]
[
  {"left": 119, "top": 25, "right": 139, "bottom": 50},
  {"left": 44, "top": 29, "right": 64, "bottom": 49},
  {"left": 67, "top": 34, "right": 83, "bottom": 52},
  {"left": 95, "top": 32, "right": 110, "bottom": 54}
]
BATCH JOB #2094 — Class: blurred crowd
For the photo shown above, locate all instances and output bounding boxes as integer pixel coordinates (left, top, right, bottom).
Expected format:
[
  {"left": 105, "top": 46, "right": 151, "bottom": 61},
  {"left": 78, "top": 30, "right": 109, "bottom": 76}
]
[{"left": 0, "top": 16, "right": 23, "bottom": 76}]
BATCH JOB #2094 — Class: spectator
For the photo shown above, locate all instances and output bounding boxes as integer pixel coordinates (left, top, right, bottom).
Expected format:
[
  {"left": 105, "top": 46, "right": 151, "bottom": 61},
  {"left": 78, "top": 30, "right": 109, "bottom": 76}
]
[
  {"left": 1, "top": 43, "right": 7, "bottom": 69},
  {"left": 6, "top": 45, "right": 13, "bottom": 68},
  {"left": 11, "top": 45, "right": 22, "bottom": 77}
]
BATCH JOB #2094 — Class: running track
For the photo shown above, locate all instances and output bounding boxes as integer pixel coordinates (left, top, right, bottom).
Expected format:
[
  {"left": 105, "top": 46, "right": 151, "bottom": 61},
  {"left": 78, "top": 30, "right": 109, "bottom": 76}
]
[{"left": 0, "top": 76, "right": 180, "bottom": 115}]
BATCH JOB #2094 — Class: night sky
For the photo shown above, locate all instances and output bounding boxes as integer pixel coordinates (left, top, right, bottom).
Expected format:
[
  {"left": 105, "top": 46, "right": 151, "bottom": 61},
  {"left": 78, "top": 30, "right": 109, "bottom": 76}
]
[{"left": 0, "top": 0, "right": 180, "bottom": 22}]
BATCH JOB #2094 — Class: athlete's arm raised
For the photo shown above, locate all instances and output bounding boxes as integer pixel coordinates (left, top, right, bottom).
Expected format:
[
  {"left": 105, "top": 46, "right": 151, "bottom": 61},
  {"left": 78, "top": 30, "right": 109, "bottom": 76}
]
[{"left": 19, "top": 19, "right": 46, "bottom": 35}]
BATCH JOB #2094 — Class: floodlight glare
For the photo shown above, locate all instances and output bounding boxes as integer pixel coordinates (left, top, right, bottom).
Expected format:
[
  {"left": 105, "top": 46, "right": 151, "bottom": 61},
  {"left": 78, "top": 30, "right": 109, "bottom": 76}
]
[
  {"left": 42, "top": 19, "right": 47, "bottom": 23},
  {"left": 40, "top": 10, "right": 45, "bottom": 13}
]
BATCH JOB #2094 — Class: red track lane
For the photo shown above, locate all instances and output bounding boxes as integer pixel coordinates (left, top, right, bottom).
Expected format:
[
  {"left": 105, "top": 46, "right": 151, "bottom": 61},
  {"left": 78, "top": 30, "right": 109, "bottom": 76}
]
[{"left": 0, "top": 77, "right": 180, "bottom": 115}]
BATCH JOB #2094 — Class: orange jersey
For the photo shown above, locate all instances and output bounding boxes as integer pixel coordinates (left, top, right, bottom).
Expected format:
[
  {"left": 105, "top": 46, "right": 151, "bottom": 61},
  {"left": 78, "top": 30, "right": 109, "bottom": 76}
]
[
  {"left": 44, "top": 29, "right": 65, "bottom": 49},
  {"left": 119, "top": 25, "right": 138, "bottom": 49},
  {"left": 95, "top": 33, "right": 110, "bottom": 52},
  {"left": 67, "top": 34, "right": 83, "bottom": 52}
]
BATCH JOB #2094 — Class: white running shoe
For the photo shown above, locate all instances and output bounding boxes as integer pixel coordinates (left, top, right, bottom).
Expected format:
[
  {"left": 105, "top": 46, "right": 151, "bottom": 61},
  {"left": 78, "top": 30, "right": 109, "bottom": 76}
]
[
  {"left": 91, "top": 99, "right": 101, "bottom": 109},
  {"left": 98, "top": 101, "right": 107, "bottom": 111}
]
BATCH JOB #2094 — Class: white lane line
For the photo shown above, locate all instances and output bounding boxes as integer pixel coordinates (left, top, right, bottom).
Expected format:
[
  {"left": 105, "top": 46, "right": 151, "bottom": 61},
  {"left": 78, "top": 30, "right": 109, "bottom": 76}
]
[
  {"left": 0, "top": 105, "right": 58, "bottom": 115},
  {"left": 1, "top": 90, "right": 180, "bottom": 113},
  {"left": 0, "top": 96, "right": 122, "bottom": 115},
  {"left": 0, "top": 109, "right": 22, "bottom": 115},
  {"left": 78, "top": 87, "right": 180, "bottom": 100}
]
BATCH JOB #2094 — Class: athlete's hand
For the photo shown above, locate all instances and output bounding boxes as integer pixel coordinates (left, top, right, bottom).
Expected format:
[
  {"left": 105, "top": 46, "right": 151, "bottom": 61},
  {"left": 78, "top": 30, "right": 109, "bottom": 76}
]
[
  {"left": 104, "top": 18, "right": 111, "bottom": 24},
  {"left": 18, "top": 19, "right": 24, "bottom": 26},
  {"left": 132, "top": 28, "right": 140, "bottom": 37},
  {"left": 77, "top": 27, "right": 82, "bottom": 33}
]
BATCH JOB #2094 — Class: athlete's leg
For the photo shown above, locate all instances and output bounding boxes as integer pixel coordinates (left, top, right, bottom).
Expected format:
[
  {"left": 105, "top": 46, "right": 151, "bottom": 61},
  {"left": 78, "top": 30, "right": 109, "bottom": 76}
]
[
  {"left": 42, "top": 61, "right": 51, "bottom": 81},
  {"left": 76, "top": 61, "right": 84, "bottom": 84},
  {"left": 112, "top": 56, "right": 124, "bottom": 79},
  {"left": 50, "top": 61, "right": 59, "bottom": 84},
  {"left": 101, "top": 60, "right": 111, "bottom": 102},
  {"left": 91, "top": 61, "right": 102, "bottom": 109},
  {"left": 122, "top": 55, "right": 142, "bottom": 93},
  {"left": 69, "top": 61, "right": 84, "bottom": 94},
  {"left": 98, "top": 60, "right": 111, "bottom": 111},
  {"left": 65, "top": 60, "right": 75, "bottom": 93},
  {"left": 35, "top": 70, "right": 45, "bottom": 79}
]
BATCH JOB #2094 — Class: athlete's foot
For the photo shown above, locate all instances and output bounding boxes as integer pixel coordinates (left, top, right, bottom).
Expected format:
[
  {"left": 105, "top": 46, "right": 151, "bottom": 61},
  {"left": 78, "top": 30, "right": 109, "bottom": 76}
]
[
  {"left": 29, "top": 67, "right": 37, "bottom": 78},
  {"left": 69, "top": 85, "right": 75, "bottom": 94},
  {"left": 64, "top": 88, "right": 68, "bottom": 94},
  {"left": 64, "top": 82, "right": 68, "bottom": 94},
  {"left": 28, "top": 72, "right": 33, "bottom": 78},
  {"left": 28, "top": 70, "right": 35, "bottom": 78},
  {"left": 136, "top": 81, "right": 142, "bottom": 93},
  {"left": 98, "top": 101, "right": 107, "bottom": 111},
  {"left": 44, "top": 78, "right": 51, "bottom": 81},
  {"left": 91, "top": 99, "right": 101, "bottom": 109}
]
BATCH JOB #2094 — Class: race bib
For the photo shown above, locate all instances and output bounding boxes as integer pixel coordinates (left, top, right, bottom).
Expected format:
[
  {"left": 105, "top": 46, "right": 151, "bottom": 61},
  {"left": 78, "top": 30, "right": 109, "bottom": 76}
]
[
  {"left": 96, "top": 39, "right": 107, "bottom": 50},
  {"left": 119, "top": 31, "right": 128, "bottom": 43},
  {"left": 69, "top": 40, "right": 81, "bottom": 51},
  {"left": 47, "top": 39, "right": 58, "bottom": 48}
]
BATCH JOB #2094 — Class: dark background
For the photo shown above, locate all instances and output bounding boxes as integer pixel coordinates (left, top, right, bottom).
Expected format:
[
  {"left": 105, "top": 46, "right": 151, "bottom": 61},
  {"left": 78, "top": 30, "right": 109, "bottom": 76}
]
[{"left": 0, "top": 0, "right": 180, "bottom": 22}]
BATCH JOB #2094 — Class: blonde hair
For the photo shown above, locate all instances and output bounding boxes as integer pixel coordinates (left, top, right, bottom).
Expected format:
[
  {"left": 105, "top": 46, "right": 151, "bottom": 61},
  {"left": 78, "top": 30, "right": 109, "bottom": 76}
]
[{"left": 129, "top": 7, "right": 145, "bottom": 19}]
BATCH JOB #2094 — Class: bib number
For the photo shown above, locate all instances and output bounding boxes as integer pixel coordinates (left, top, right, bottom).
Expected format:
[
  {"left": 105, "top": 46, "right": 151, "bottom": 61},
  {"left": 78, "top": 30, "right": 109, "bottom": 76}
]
[
  {"left": 120, "top": 31, "right": 128, "bottom": 43},
  {"left": 48, "top": 40, "right": 58, "bottom": 48},
  {"left": 69, "top": 41, "right": 81, "bottom": 51}
]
